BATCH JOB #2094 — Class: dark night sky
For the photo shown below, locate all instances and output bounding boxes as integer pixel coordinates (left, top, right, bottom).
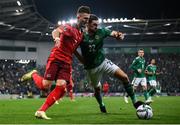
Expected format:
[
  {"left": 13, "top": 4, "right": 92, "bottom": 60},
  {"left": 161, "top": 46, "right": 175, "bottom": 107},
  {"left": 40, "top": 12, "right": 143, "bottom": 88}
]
[{"left": 34, "top": 0, "right": 180, "bottom": 24}]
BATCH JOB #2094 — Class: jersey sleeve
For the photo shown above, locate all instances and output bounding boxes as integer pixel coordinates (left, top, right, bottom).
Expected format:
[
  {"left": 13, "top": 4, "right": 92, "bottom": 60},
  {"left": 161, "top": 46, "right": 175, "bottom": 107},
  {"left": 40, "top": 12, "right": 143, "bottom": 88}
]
[
  {"left": 101, "top": 27, "right": 112, "bottom": 37},
  {"left": 57, "top": 24, "right": 73, "bottom": 37},
  {"left": 146, "top": 65, "right": 150, "bottom": 71},
  {"left": 130, "top": 58, "right": 138, "bottom": 71}
]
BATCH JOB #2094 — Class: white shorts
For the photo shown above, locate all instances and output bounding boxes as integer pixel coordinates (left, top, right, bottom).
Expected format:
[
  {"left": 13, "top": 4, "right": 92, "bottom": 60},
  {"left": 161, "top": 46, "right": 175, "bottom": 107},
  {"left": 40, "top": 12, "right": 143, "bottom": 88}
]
[
  {"left": 87, "top": 58, "right": 119, "bottom": 88},
  {"left": 131, "top": 77, "right": 147, "bottom": 87},
  {"left": 149, "top": 80, "right": 157, "bottom": 87},
  {"left": 156, "top": 89, "right": 161, "bottom": 94}
]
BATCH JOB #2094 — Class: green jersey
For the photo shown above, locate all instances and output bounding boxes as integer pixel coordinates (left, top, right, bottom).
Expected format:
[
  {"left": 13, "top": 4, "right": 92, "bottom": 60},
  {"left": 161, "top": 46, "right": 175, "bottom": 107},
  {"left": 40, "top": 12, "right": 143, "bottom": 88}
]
[
  {"left": 130, "top": 56, "right": 146, "bottom": 78},
  {"left": 146, "top": 64, "right": 157, "bottom": 81},
  {"left": 80, "top": 28, "right": 111, "bottom": 69}
]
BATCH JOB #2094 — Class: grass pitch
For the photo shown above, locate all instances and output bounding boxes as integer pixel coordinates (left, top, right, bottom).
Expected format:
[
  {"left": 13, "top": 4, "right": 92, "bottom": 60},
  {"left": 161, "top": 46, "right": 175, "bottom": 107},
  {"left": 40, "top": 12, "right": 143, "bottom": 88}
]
[{"left": 0, "top": 96, "right": 180, "bottom": 124}]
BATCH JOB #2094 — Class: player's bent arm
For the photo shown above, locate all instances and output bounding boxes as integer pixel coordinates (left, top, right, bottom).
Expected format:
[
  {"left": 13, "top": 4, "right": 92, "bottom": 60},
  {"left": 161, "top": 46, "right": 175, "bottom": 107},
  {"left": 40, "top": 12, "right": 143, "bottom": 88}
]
[
  {"left": 110, "top": 31, "right": 124, "bottom": 40},
  {"left": 57, "top": 25, "right": 73, "bottom": 37},
  {"left": 52, "top": 29, "right": 61, "bottom": 47},
  {"left": 74, "top": 50, "right": 85, "bottom": 64},
  {"left": 52, "top": 29, "right": 60, "bottom": 41},
  {"left": 156, "top": 72, "right": 162, "bottom": 75},
  {"left": 145, "top": 70, "right": 153, "bottom": 75}
]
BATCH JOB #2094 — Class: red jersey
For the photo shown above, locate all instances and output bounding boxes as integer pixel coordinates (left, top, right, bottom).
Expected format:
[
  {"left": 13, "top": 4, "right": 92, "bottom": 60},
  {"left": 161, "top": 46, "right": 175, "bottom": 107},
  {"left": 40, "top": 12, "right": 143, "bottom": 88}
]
[
  {"left": 103, "top": 82, "right": 109, "bottom": 91},
  {"left": 49, "top": 24, "right": 83, "bottom": 64}
]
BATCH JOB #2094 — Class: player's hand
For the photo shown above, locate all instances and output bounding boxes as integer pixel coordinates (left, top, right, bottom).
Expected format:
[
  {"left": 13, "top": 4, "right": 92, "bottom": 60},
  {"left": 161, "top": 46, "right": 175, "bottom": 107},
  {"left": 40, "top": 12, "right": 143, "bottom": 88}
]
[
  {"left": 156, "top": 72, "right": 163, "bottom": 75},
  {"left": 116, "top": 32, "right": 124, "bottom": 40},
  {"left": 137, "top": 69, "right": 142, "bottom": 73},
  {"left": 54, "top": 37, "right": 60, "bottom": 47}
]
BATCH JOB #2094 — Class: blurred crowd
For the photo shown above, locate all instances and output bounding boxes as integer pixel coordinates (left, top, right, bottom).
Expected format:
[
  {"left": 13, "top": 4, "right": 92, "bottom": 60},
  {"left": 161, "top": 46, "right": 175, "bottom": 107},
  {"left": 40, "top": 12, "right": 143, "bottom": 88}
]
[
  {"left": 0, "top": 60, "right": 38, "bottom": 95},
  {"left": 0, "top": 53, "right": 180, "bottom": 95}
]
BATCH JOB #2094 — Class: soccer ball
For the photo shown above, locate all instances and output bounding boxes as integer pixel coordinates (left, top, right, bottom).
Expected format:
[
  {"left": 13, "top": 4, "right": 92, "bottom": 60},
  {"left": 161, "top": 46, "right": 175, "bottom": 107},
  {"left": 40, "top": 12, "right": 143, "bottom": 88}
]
[{"left": 136, "top": 104, "right": 153, "bottom": 120}]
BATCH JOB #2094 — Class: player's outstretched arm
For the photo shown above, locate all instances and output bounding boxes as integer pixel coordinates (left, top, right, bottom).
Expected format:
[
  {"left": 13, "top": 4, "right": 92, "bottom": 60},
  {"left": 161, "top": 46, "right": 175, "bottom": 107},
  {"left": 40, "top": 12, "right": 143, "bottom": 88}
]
[{"left": 110, "top": 31, "right": 124, "bottom": 40}]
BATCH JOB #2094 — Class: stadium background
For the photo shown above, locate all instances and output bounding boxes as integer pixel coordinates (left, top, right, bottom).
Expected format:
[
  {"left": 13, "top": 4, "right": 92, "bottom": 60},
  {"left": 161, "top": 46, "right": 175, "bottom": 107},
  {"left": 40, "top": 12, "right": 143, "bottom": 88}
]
[{"left": 0, "top": 0, "right": 180, "bottom": 124}]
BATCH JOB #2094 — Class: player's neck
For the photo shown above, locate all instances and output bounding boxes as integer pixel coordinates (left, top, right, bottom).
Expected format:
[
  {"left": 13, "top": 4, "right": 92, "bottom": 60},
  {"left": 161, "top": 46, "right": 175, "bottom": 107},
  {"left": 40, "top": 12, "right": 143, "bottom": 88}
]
[{"left": 88, "top": 30, "right": 95, "bottom": 36}]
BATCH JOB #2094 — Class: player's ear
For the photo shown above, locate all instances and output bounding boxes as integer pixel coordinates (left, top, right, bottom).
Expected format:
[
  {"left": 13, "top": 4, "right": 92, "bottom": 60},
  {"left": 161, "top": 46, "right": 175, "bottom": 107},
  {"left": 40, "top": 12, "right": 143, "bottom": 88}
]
[{"left": 77, "top": 14, "right": 80, "bottom": 20}]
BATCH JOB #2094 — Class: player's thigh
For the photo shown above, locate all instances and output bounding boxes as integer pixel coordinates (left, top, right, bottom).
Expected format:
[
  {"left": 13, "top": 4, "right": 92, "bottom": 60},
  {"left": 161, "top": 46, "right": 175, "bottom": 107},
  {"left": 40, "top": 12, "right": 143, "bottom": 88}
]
[
  {"left": 44, "top": 60, "right": 59, "bottom": 81},
  {"left": 141, "top": 77, "right": 147, "bottom": 89},
  {"left": 87, "top": 69, "right": 102, "bottom": 88},
  {"left": 43, "top": 79, "right": 53, "bottom": 88},
  {"left": 132, "top": 77, "right": 141, "bottom": 87},
  {"left": 56, "top": 61, "right": 71, "bottom": 85},
  {"left": 102, "top": 58, "right": 119, "bottom": 76}
]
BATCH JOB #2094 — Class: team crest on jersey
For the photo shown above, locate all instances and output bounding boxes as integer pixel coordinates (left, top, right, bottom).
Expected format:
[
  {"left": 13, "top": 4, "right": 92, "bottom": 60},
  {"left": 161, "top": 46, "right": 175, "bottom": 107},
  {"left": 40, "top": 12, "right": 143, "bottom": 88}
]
[{"left": 95, "top": 35, "right": 100, "bottom": 40}]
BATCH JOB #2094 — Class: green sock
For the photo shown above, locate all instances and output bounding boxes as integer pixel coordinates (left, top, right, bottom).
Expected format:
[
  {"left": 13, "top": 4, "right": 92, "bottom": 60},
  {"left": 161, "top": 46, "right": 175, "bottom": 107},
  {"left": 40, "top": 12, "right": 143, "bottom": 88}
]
[
  {"left": 143, "top": 90, "right": 149, "bottom": 100},
  {"left": 124, "top": 83, "right": 137, "bottom": 104},
  {"left": 94, "top": 91, "right": 104, "bottom": 107},
  {"left": 149, "top": 88, "right": 157, "bottom": 96}
]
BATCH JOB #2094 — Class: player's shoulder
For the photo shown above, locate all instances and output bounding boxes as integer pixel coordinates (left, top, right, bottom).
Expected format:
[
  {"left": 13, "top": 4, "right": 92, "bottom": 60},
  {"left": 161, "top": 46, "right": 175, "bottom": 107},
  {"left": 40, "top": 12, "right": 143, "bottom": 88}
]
[
  {"left": 147, "top": 64, "right": 151, "bottom": 67},
  {"left": 135, "top": 56, "right": 140, "bottom": 60},
  {"left": 101, "top": 27, "right": 111, "bottom": 31},
  {"left": 96, "top": 28, "right": 104, "bottom": 32},
  {"left": 59, "top": 23, "right": 73, "bottom": 29}
]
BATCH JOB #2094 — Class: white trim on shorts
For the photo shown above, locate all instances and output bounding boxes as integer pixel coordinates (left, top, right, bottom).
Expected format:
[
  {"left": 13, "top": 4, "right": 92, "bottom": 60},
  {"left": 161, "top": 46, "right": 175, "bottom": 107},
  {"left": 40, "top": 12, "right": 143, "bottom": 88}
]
[
  {"left": 149, "top": 80, "right": 157, "bottom": 87},
  {"left": 131, "top": 77, "right": 147, "bottom": 87},
  {"left": 87, "top": 58, "right": 119, "bottom": 88}
]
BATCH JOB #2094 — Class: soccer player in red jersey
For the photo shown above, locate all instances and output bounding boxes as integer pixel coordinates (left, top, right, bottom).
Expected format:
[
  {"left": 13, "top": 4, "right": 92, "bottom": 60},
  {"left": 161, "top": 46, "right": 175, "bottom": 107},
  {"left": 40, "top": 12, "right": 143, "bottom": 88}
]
[
  {"left": 21, "top": 6, "right": 90, "bottom": 119},
  {"left": 103, "top": 81, "right": 109, "bottom": 97}
]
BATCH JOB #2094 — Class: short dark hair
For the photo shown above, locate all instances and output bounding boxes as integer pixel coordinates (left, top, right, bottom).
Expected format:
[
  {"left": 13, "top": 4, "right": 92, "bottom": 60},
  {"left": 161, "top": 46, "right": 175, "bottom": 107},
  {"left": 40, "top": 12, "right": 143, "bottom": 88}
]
[
  {"left": 77, "top": 6, "right": 91, "bottom": 14},
  {"left": 138, "top": 48, "right": 144, "bottom": 51},
  {"left": 89, "top": 14, "right": 98, "bottom": 23}
]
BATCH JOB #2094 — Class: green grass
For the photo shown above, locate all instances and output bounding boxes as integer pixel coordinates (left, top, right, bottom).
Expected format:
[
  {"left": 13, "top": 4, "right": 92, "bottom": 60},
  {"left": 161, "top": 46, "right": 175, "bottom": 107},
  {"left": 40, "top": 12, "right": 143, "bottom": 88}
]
[{"left": 0, "top": 96, "right": 180, "bottom": 124}]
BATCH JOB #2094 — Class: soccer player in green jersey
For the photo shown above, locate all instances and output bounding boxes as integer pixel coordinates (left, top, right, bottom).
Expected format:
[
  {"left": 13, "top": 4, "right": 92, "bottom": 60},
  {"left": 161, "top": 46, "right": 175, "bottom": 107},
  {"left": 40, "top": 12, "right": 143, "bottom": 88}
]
[
  {"left": 124, "top": 49, "right": 152, "bottom": 104},
  {"left": 145, "top": 59, "right": 161, "bottom": 101},
  {"left": 75, "top": 14, "right": 144, "bottom": 113}
]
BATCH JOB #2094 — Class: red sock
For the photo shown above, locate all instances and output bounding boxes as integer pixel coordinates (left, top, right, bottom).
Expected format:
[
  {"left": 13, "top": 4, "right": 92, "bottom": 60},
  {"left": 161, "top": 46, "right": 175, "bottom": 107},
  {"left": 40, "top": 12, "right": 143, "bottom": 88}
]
[
  {"left": 69, "top": 90, "right": 74, "bottom": 100},
  {"left": 39, "top": 85, "right": 66, "bottom": 112},
  {"left": 32, "top": 73, "right": 44, "bottom": 90},
  {"left": 67, "top": 84, "right": 74, "bottom": 100}
]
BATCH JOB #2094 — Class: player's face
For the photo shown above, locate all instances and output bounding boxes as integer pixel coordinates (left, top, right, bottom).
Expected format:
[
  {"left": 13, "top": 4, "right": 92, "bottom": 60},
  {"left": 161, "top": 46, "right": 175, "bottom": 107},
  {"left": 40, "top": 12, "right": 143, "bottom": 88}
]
[
  {"left": 88, "top": 20, "right": 99, "bottom": 33},
  {"left": 151, "top": 59, "right": 156, "bottom": 64},
  {"left": 77, "top": 13, "right": 90, "bottom": 28},
  {"left": 138, "top": 50, "right": 144, "bottom": 57}
]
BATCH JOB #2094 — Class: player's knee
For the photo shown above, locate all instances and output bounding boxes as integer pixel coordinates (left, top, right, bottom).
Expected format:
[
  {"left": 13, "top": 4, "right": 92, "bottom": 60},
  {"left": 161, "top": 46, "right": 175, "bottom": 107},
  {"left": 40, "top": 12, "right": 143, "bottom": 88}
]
[
  {"left": 43, "top": 80, "right": 52, "bottom": 89},
  {"left": 56, "top": 79, "right": 67, "bottom": 86},
  {"left": 56, "top": 80, "right": 67, "bottom": 91},
  {"left": 121, "top": 73, "right": 129, "bottom": 83}
]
